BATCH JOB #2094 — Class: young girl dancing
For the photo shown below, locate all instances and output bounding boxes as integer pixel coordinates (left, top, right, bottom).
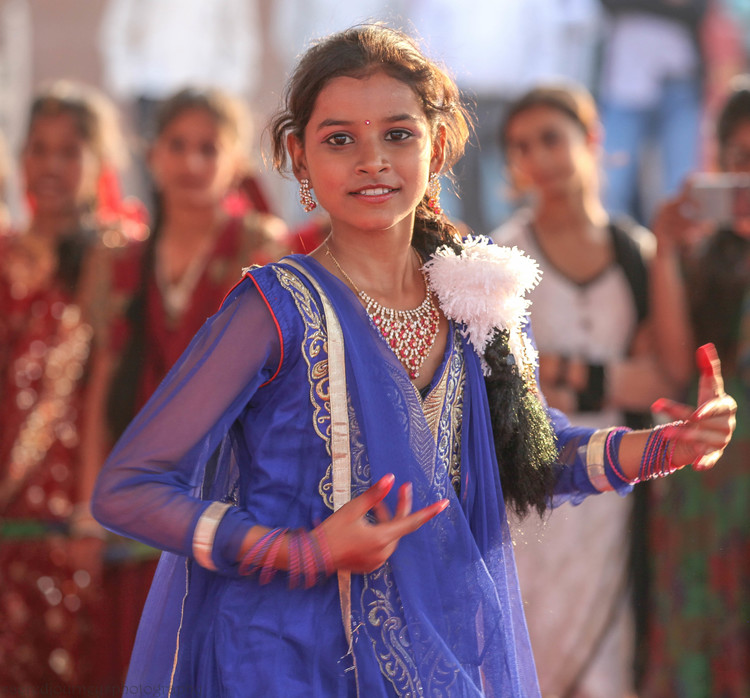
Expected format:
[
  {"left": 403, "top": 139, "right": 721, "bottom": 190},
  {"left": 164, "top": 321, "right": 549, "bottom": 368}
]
[{"left": 92, "top": 25, "right": 736, "bottom": 697}]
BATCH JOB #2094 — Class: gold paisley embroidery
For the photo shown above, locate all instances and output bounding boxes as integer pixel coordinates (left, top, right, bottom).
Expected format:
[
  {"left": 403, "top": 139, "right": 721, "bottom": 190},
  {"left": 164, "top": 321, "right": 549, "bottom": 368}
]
[
  {"left": 274, "top": 268, "right": 334, "bottom": 508},
  {"left": 359, "top": 563, "right": 460, "bottom": 697},
  {"left": 440, "top": 329, "right": 465, "bottom": 498},
  {"left": 421, "top": 362, "right": 450, "bottom": 445},
  {"left": 318, "top": 462, "right": 334, "bottom": 510},
  {"left": 274, "top": 266, "right": 372, "bottom": 511},
  {"left": 360, "top": 564, "right": 423, "bottom": 696}
]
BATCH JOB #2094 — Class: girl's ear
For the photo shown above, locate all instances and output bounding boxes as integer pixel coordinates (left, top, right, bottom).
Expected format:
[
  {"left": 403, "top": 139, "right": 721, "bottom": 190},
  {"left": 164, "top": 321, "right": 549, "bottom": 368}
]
[
  {"left": 287, "top": 132, "right": 309, "bottom": 182},
  {"left": 430, "top": 123, "right": 447, "bottom": 175},
  {"left": 586, "top": 121, "right": 603, "bottom": 149}
]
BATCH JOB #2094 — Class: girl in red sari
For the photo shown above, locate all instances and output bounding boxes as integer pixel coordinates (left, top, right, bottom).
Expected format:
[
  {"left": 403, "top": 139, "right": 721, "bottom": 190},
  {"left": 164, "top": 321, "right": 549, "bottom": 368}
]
[
  {"left": 100, "top": 88, "right": 289, "bottom": 439},
  {"left": 0, "top": 81, "right": 142, "bottom": 689}
]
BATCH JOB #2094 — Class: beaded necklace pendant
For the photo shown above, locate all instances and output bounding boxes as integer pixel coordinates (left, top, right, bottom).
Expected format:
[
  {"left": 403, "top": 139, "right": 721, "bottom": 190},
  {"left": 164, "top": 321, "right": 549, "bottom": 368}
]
[
  {"left": 325, "top": 245, "right": 439, "bottom": 379},
  {"left": 359, "top": 278, "right": 440, "bottom": 379}
]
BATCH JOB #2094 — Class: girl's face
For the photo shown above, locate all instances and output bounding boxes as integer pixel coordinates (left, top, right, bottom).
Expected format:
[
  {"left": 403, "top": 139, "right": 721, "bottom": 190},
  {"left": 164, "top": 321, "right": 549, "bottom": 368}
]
[
  {"left": 290, "top": 71, "right": 444, "bottom": 239},
  {"left": 504, "top": 105, "right": 595, "bottom": 201},
  {"left": 149, "top": 108, "right": 238, "bottom": 209},
  {"left": 22, "top": 112, "right": 99, "bottom": 216}
]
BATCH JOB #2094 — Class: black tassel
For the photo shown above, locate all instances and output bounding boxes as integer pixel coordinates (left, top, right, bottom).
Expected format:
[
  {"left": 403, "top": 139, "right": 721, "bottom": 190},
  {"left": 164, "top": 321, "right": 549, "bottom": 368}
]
[{"left": 484, "top": 330, "right": 558, "bottom": 518}]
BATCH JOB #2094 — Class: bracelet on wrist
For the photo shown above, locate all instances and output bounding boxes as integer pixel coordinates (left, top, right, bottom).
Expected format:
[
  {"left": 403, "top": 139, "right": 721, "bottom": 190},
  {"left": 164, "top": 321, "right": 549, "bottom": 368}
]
[
  {"left": 638, "top": 421, "right": 683, "bottom": 481},
  {"left": 239, "top": 526, "right": 335, "bottom": 588},
  {"left": 604, "top": 426, "right": 633, "bottom": 484}
]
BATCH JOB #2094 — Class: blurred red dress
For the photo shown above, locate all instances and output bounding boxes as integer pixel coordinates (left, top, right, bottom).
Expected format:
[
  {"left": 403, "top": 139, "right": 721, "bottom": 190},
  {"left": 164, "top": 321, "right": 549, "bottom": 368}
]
[{"left": 0, "top": 227, "right": 106, "bottom": 689}]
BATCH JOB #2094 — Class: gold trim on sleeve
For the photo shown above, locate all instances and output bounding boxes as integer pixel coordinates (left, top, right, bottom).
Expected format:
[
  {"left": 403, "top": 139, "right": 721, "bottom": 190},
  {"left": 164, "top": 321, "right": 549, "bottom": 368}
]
[
  {"left": 192, "top": 501, "right": 232, "bottom": 571},
  {"left": 585, "top": 428, "right": 613, "bottom": 492}
]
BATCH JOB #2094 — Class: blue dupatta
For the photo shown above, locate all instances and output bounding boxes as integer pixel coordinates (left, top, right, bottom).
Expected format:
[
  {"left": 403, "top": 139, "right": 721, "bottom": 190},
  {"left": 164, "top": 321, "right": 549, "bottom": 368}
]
[{"left": 96, "top": 254, "right": 541, "bottom": 696}]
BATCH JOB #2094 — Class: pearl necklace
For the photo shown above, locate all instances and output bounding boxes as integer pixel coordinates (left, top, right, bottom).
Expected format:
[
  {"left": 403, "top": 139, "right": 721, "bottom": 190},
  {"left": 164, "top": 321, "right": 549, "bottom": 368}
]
[{"left": 325, "top": 245, "right": 440, "bottom": 379}]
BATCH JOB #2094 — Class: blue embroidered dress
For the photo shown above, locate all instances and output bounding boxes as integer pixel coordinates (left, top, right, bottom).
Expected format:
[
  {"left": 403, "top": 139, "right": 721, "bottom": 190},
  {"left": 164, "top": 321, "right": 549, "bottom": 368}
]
[{"left": 92, "top": 255, "right": 632, "bottom": 697}]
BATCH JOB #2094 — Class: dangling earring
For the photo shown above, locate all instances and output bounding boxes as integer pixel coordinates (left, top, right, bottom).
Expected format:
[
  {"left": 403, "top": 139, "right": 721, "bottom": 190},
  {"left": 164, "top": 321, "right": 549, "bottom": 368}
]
[
  {"left": 426, "top": 172, "right": 442, "bottom": 215},
  {"left": 299, "top": 178, "right": 317, "bottom": 212}
]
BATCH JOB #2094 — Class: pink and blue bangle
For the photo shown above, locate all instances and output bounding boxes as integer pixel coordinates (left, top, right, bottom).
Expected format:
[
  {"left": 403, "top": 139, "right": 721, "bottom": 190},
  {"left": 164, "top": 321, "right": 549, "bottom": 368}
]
[
  {"left": 638, "top": 422, "right": 682, "bottom": 481},
  {"left": 310, "top": 527, "right": 335, "bottom": 579},
  {"left": 239, "top": 527, "right": 287, "bottom": 577},
  {"left": 604, "top": 427, "right": 633, "bottom": 484},
  {"left": 287, "top": 528, "right": 303, "bottom": 589},
  {"left": 239, "top": 526, "right": 336, "bottom": 588},
  {"left": 298, "top": 530, "right": 319, "bottom": 589},
  {"left": 259, "top": 527, "right": 290, "bottom": 585}
]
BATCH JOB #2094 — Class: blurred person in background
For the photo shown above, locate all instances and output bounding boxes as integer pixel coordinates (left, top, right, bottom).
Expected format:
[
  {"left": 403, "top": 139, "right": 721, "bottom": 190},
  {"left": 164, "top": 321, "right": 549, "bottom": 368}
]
[
  {"left": 598, "top": 0, "right": 708, "bottom": 224},
  {"left": 100, "top": 87, "right": 289, "bottom": 443},
  {"left": 82, "top": 88, "right": 289, "bottom": 681},
  {"left": 0, "top": 80, "right": 143, "bottom": 690},
  {"left": 641, "top": 74, "right": 750, "bottom": 698},
  {"left": 492, "top": 83, "right": 692, "bottom": 698},
  {"left": 409, "top": 0, "right": 603, "bottom": 235}
]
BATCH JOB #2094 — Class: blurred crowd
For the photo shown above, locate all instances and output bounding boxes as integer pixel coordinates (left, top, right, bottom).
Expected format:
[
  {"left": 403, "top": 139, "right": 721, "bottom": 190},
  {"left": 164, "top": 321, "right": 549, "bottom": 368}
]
[{"left": 0, "top": 1, "right": 748, "bottom": 697}]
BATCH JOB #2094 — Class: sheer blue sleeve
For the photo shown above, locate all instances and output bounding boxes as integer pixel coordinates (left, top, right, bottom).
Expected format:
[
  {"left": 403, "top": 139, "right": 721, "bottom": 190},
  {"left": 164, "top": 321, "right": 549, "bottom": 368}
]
[
  {"left": 522, "top": 319, "right": 635, "bottom": 507},
  {"left": 92, "top": 275, "right": 282, "bottom": 575}
]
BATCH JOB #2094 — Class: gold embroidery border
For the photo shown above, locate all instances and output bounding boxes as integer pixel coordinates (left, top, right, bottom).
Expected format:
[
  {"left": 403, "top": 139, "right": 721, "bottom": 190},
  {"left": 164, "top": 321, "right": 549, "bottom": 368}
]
[{"left": 281, "top": 261, "right": 356, "bottom": 673}]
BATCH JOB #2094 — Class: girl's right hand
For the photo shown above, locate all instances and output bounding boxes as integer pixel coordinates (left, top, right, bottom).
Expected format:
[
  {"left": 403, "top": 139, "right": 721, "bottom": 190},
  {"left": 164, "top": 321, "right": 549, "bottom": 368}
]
[{"left": 315, "top": 474, "right": 449, "bottom": 574}]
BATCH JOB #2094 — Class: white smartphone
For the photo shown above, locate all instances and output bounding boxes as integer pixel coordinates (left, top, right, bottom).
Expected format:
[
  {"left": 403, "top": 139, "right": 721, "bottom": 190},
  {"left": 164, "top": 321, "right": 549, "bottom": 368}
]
[{"left": 688, "top": 173, "right": 750, "bottom": 226}]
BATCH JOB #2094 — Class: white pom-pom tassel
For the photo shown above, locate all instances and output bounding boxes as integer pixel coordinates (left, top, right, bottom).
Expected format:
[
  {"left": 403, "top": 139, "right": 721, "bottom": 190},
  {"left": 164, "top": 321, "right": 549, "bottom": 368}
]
[{"left": 423, "top": 236, "right": 542, "bottom": 367}]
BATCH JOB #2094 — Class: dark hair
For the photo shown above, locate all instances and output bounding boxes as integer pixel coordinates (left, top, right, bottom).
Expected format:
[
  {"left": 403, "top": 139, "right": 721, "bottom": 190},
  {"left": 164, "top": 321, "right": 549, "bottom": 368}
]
[
  {"left": 717, "top": 75, "right": 750, "bottom": 168},
  {"left": 499, "top": 83, "right": 599, "bottom": 151},
  {"left": 269, "top": 24, "right": 557, "bottom": 517}
]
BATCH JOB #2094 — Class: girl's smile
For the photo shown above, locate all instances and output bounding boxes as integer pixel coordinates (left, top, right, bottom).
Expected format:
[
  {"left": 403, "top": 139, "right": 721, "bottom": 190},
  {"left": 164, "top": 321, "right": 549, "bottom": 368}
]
[{"left": 290, "top": 71, "right": 441, "bottom": 239}]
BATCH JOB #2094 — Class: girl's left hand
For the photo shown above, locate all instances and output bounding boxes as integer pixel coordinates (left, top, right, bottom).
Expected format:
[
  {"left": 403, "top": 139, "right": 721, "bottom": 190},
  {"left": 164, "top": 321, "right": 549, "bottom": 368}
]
[{"left": 651, "top": 343, "right": 737, "bottom": 470}]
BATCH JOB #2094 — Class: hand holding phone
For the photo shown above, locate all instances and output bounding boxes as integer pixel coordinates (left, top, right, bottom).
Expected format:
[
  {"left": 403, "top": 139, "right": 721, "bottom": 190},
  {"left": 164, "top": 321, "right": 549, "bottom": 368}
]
[{"left": 686, "top": 173, "right": 750, "bottom": 228}]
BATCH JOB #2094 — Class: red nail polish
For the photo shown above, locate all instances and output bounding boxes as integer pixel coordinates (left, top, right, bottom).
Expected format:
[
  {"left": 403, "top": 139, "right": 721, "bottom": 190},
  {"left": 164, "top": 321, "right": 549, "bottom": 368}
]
[
  {"left": 696, "top": 344, "right": 714, "bottom": 375},
  {"left": 379, "top": 474, "right": 395, "bottom": 489}
]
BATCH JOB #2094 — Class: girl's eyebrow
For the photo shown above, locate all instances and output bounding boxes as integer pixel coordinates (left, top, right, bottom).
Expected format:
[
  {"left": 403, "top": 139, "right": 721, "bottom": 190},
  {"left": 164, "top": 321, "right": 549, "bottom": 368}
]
[{"left": 314, "top": 113, "right": 420, "bottom": 131}]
